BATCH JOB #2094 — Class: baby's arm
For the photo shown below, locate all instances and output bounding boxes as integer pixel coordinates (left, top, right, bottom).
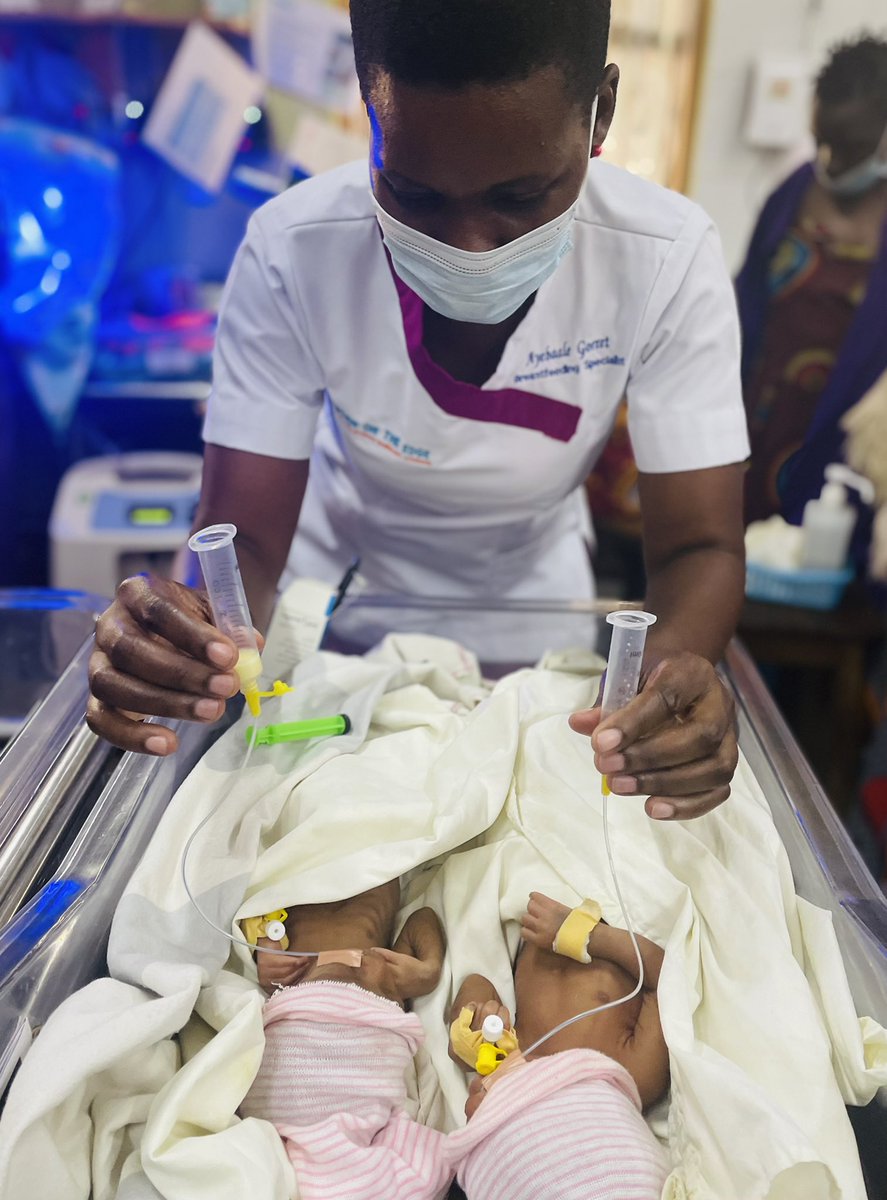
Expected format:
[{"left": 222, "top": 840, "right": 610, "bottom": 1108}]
[
  {"left": 521, "top": 892, "right": 663, "bottom": 989},
  {"left": 373, "top": 907, "right": 446, "bottom": 1000},
  {"left": 588, "top": 921, "right": 664, "bottom": 991},
  {"left": 256, "top": 942, "right": 313, "bottom": 992}
]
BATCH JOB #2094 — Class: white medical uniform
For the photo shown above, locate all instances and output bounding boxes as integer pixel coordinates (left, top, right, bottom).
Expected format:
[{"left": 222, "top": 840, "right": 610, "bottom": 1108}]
[{"left": 204, "top": 160, "right": 749, "bottom": 656}]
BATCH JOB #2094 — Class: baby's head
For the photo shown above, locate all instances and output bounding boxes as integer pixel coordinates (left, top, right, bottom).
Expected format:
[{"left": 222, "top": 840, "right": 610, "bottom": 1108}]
[{"left": 456, "top": 1051, "right": 669, "bottom": 1200}]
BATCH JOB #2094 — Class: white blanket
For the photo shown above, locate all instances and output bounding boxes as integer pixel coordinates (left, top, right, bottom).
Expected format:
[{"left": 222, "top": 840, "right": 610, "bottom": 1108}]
[{"left": 0, "top": 637, "right": 884, "bottom": 1200}]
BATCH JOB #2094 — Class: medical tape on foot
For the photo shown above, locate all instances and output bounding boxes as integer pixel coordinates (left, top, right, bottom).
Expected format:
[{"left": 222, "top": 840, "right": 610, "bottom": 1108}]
[{"left": 552, "top": 899, "right": 602, "bottom": 964}]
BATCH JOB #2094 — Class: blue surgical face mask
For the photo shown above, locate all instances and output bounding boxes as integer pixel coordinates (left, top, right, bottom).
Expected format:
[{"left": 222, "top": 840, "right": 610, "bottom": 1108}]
[
  {"left": 371, "top": 100, "right": 597, "bottom": 326},
  {"left": 814, "top": 121, "right": 887, "bottom": 198}
]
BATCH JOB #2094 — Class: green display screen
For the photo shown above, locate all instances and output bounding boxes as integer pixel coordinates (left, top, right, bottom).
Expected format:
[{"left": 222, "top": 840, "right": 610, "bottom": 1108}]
[{"left": 129, "top": 506, "right": 175, "bottom": 527}]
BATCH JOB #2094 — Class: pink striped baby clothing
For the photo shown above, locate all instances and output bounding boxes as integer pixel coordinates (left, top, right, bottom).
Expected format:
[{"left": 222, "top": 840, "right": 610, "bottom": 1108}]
[
  {"left": 240, "top": 981, "right": 450, "bottom": 1200},
  {"left": 447, "top": 1049, "right": 670, "bottom": 1200}
]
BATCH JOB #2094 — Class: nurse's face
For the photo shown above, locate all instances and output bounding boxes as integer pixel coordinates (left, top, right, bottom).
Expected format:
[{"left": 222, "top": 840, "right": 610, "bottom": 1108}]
[
  {"left": 369, "top": 63, "right": 618, "bottom": 252},
  {"left": 813, "top": 97, "right": 887, "bottom": 179}
]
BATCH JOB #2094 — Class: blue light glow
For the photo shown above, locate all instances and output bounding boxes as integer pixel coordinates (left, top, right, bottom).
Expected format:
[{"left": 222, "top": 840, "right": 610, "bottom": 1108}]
[
  {"left": 367, "top": 103, "right": 384, "bottom": 170},
  {"left": 0, "top": 118, "right": 121, "bottom": 348},
  {"left": 12, "top": 292, "right": 36, "bottom": 314},
  {"left": 39, "top": 267, "right": 61, "bottom": 296},
  {"left": 17, "top": 212, "right": 46, "bottom": 254}
]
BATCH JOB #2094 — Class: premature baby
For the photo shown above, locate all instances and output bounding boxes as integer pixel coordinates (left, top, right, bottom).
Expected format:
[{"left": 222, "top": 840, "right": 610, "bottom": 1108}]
[
  {"left": 446, "top": 892, "right": 671, "bottom": 1199},
  {"left": 240, "top": 883, "right": 450, "bottom": 1200},
  {"left": 251, "top": 880, "right": 445, "bottom": 1004}
]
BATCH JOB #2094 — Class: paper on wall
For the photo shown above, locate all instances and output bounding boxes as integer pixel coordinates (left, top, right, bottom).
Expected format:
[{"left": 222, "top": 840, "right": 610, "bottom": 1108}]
[
  {"left": 253, "top": 0, "right": 360, "bottom": 114},
  {"left": 262, "top": 578, "right": 337, "bottom": 678},
  {"left": 743, "top": 54, "right": 812, "bottom": 151},
  {"left": 287, "top": 112, "right": 367, "bottom": 176},
  {"left": 142, "top": 22, "right": 264, "bottom": 194}
]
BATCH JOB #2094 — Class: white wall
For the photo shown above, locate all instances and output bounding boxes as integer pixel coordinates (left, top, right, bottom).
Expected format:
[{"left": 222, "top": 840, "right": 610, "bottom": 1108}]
[{"left": 689, "top": 0, "right": 887, "bottom": 271}]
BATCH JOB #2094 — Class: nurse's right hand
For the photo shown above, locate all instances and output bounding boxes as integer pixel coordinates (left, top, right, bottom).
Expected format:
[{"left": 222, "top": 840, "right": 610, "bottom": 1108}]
[{"left": 86, "top": 575, "right": 242, "bottom": 755}]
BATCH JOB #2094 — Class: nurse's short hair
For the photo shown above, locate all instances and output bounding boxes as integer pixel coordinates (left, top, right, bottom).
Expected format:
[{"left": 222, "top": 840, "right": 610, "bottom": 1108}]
[
  {"left": 816, "top": 34, "right": 887, "bottom": 121},
  {"left": 350, "top": 0, "right": 610, "bottom": 111}
]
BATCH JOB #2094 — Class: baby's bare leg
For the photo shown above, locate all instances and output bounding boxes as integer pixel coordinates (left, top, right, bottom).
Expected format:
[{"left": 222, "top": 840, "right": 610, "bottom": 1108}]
[
  {"left": 368, "top": 908, "right": 447, "bottom": 1001},
  {"left": 449, "top": 974, "right": 504, "bottom": 1025},
  {"left": 392, "top": 908, "right": 445, "bottom": 969}
]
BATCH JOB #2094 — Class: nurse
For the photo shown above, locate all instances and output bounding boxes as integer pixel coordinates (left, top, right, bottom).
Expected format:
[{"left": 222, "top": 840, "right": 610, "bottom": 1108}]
[{"left": 87, "top": 0, "right": 750, "bottom": 821}]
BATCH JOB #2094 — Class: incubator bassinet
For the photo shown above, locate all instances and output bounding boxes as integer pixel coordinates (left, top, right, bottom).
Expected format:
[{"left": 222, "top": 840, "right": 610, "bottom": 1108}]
[{"left": 0, "top": 597, "right": 883, "bottom": 1194}]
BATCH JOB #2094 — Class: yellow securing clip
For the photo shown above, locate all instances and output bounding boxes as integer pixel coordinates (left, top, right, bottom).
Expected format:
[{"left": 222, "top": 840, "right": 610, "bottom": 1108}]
[
  {"left": 257, "top": 681, "right": 295, "bottom": 700},
  {"left": 475, "top": 1043, "right": 507, "bottom": 1076}
]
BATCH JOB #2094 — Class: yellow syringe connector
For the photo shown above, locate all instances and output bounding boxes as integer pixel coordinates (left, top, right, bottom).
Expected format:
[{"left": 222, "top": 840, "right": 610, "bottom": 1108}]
[
  {"left": 602, "top": 776, "right": 611, "bottom": 797},
  {"left": 235, "top": 647, "right": 264, "bottom": 719}
]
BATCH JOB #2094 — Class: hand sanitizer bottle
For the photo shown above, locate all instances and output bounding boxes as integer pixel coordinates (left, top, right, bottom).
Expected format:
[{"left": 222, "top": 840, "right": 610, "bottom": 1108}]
[{"left": 799, "top": 465, "right": 875, "bottom": 571}]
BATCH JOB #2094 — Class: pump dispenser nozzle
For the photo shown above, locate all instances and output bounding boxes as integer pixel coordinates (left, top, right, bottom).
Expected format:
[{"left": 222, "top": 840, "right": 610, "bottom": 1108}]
[{"left": 822, "top": 464, "right": 875, "bottom": 506}]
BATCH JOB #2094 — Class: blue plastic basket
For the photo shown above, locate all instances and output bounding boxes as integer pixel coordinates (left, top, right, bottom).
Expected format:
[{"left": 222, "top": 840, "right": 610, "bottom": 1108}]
[{"left": 745, "top": 562, "right": 854, "bottom": 611}]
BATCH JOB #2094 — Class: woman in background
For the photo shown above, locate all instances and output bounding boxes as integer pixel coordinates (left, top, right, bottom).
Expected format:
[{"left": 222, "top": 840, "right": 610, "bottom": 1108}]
[{"left": 737, "top": 34, "right": 887, "bottom": 528}]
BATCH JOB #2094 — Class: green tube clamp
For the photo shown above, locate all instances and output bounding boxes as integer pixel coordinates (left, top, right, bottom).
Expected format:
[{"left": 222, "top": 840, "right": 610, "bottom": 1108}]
[{"left": 246, "top": 715, "right": 352, "bottom": 747}]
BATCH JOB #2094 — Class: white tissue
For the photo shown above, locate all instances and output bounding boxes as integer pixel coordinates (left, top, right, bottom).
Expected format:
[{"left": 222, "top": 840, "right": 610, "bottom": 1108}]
[{"left": 745, "top": 516, "right": 803, "bottom": 570}]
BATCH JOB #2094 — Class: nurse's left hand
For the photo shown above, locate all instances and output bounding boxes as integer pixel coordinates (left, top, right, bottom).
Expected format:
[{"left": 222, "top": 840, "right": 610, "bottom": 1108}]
[{"left": 569, "top": 651, "right": 738, "bottom": 821}]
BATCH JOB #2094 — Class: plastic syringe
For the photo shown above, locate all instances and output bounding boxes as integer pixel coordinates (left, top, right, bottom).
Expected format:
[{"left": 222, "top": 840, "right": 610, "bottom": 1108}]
[
  {"left": 188, "top": 523, "right": 263, "bottom": 718},
  {"left": 600, "top": 610, "right": 658, "bottom": 795}
]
